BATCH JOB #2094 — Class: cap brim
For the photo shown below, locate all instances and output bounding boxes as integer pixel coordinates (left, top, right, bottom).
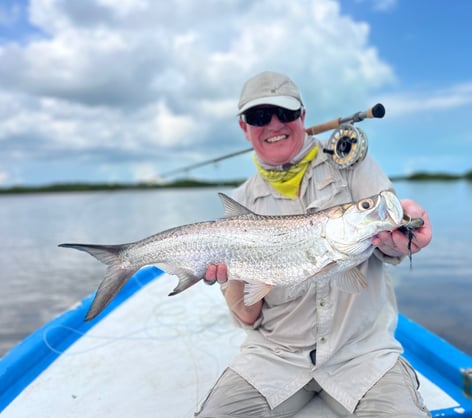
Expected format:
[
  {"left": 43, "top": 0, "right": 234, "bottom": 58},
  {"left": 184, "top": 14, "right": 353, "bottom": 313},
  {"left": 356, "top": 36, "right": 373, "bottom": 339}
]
[{"left": 238, "top": 96, "right": 302, "bottom": 114}]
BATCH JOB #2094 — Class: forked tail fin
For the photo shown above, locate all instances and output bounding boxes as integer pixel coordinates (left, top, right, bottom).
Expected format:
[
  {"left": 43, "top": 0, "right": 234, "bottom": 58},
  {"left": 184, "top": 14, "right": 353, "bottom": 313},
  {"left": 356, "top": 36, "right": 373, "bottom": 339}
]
[{"left": 58, "top": 243, "right": 136, "bottom": 321}]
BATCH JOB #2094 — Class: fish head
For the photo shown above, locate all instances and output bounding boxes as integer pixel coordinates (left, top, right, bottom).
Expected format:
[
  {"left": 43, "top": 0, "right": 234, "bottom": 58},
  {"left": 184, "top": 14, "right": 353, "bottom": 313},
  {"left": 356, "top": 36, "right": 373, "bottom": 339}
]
[{"left": 324, "top": 190, "right": 404, "bottom": 255}]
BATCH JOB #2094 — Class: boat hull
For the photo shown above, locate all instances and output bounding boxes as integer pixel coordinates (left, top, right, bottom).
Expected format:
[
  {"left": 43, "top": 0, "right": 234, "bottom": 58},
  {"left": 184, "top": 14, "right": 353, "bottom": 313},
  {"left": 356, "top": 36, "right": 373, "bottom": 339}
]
[{"left": 1, "top": 267, "right": 471, "bottom": 417}]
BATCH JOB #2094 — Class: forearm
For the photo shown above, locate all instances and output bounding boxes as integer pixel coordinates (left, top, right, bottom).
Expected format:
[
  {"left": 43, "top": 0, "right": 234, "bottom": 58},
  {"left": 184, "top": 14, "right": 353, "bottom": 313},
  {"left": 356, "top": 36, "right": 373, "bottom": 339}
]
[
  {"left": 205, "top": 264, "right": 262, "bottom": 325},
  {"left": 223, "top": 280, "right": 262, "bottom": 326}
]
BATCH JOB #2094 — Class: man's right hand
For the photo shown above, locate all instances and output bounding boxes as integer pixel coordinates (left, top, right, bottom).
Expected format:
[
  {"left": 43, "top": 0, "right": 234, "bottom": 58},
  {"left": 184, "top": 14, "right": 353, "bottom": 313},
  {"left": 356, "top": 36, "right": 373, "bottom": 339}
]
[{"left": 204, "top": 263, "right": 228, "bottom": 285}]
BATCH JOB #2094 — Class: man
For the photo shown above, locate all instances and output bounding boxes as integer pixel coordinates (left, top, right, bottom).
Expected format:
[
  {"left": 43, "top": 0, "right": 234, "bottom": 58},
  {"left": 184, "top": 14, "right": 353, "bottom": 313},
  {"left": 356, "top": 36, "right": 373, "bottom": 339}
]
[{"left": 196, "top": 71, "right": 432, "bottom": 417}]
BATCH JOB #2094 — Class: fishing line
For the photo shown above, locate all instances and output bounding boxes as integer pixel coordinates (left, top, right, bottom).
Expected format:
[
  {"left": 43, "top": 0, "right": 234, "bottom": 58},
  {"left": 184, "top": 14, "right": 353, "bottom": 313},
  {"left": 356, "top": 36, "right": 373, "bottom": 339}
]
[{"left": 41, "top": 324, "right": 160, "bottom": 355}]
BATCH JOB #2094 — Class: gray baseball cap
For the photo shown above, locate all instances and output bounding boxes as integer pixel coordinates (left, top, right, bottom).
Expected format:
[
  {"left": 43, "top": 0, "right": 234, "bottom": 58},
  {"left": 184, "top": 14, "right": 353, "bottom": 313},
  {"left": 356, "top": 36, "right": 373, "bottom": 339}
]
[{"left": 238, "top": 71, "right": 303, "bottom": 114}]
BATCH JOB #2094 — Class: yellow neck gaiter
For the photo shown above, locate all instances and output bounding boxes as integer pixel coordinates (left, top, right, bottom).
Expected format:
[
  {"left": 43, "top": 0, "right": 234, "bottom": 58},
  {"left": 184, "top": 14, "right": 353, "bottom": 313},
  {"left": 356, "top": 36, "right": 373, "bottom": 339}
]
[{"left": 254, "top": 146, "right": 318, "bottom": 198}]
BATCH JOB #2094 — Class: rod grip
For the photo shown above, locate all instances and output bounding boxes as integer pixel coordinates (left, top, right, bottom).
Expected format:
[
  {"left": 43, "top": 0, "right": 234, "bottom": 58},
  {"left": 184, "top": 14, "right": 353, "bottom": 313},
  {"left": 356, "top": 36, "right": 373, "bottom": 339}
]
[{"left": 305, "top": 119, "right": 341, "bottom": 135}]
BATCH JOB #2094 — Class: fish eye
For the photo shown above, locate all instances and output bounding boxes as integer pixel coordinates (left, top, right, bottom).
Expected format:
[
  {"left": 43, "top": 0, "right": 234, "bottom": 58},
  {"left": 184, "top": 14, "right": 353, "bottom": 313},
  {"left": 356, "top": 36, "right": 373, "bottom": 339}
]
[{"left": 358, "top": 199, "right": 373, "bottom": 210}]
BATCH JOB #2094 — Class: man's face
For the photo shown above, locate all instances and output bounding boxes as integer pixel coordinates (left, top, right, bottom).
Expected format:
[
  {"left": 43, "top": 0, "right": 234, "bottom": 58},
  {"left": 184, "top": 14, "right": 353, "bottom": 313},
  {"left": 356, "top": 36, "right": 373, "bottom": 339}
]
[{"left": 239, "top": 106, "right": 306, "bottom": 166}]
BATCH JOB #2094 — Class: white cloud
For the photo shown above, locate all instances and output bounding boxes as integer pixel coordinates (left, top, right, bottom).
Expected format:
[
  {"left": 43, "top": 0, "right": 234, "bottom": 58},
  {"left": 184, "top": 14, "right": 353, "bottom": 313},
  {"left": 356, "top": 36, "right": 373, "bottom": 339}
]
[
  {"left": 353, "top": 0, "right": 397, "bottom": 13},
  {"left": 152, "top": 101, "right": 198, "bottom": 148},
  {"left": 0, "top": 170, "right": 8, "bottom": 184},
  {"left": 0, "top": 0, "right": 401, "bottom": 184},
  {"left": 130, "top": 162, "right": 161, "bottom": 183},
  {"left": 378, "top": 82, "right": 472, "bottom": 117},
  {"left": 372, "top": 0, "right": 397, "bottom": 12}
]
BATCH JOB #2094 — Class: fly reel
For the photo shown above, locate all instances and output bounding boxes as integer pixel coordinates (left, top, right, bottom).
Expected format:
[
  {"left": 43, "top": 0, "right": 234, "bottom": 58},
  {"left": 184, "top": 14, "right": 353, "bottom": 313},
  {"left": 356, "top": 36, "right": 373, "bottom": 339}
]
[{"left": 323, "top": 124, "right": 368, "bottom": 169}]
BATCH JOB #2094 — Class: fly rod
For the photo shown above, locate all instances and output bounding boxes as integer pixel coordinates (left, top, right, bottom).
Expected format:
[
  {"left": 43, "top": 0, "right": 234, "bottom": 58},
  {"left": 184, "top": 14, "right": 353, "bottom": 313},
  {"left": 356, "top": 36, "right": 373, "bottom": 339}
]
[
  {"left": 161, "top": 103, "right": 385, "bottom": 178},
  {"left": 305, "top": 102, "right": 385, "bottom": 135},
  {"left": 161, "top": 147, "right": 254, "bottom": 178}
]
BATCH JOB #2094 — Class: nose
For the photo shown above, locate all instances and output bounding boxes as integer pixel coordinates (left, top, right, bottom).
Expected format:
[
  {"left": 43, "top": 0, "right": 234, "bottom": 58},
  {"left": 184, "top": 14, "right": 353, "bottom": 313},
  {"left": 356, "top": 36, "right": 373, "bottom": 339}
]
[{"left": 268, "top": 113, "right": 284, "bottom": 127}]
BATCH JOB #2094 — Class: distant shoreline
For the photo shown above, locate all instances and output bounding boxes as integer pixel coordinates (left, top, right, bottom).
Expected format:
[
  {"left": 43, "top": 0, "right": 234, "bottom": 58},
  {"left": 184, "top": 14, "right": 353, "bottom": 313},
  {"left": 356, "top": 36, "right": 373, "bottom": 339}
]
[
  {"left": 391, "top": 171, "right": 472, "bottom": 182},
  {"left": 0, "top": 179, "right": 245, "bottom": 194},
  {"left": 0, "top": 171, "right": 471, "bottom": 194}
]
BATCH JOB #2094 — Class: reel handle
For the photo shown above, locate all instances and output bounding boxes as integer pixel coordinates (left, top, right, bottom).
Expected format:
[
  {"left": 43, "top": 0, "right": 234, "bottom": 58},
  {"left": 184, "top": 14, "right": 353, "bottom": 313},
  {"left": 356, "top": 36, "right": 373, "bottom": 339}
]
[{"left": 305, "top": 103, "right": 385, "bottom": 136}]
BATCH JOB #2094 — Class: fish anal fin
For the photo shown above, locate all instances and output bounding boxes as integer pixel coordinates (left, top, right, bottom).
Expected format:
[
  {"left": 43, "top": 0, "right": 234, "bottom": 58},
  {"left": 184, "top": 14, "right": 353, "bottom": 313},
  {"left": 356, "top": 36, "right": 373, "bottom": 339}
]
[
  {"left": 332, "top": 267, "right": 368, "bottom": 294},
  {"left": 168, "top": 269, "right": 203, "bottom": 296},
  {"left": 243, "top": 282, "right": 273, "bottom": 306}
]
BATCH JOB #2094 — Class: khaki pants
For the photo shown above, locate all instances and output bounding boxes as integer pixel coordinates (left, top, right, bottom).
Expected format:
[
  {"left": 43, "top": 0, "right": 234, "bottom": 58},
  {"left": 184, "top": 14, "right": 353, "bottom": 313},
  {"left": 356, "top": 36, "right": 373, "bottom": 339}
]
[{"left": 195, "top": 357, "right": 431, "bottom": 418}]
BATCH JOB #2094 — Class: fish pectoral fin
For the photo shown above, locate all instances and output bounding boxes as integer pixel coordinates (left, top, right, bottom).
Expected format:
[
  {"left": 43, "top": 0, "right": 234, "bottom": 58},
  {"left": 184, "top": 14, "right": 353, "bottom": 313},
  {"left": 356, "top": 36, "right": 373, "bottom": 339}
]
[
  {"left": 243, "top": 282, "right": 273, "bottom": 306},
  {"left": 332, "top": 268, "right": 368, "bottom": 294},
  {"left": 331, "top": 240, "right": 368, "bottom": 254},
  {"left": 301, "top": 261, "right": 338, "bottom": 282},
  {"left": 168, "top": 268, "right": 203, "bottom": 296}
]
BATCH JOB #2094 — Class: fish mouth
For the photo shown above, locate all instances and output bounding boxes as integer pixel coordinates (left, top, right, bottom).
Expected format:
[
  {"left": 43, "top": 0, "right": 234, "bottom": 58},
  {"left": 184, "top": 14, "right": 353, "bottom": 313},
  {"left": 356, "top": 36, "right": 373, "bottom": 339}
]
[
  {"left": 380, "top": 190, "right": 404, "bottom": 226},
  {"left": 265, "top": 134, "right": 288, "bottom": 143}
]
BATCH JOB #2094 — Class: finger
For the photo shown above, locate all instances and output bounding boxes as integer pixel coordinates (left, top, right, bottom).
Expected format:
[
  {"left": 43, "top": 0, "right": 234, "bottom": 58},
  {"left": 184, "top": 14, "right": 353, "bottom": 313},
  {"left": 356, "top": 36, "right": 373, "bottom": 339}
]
[
  {"left": 372, "top": 231, "right": 393, "bottom": 248},
  {"left": 392, "top": 230, "right": 410, "bottom": 252},
  {"left": 415, "top": 213, "right": 432, "bottom": 248},
  {"left": 398, "top": 202, "right": 432, "bottom": 250},
  {"left": 216, "top": 264, "right": 228, "bottom": 284},
  {"left": 400, "top": 199, "right": 425, "bottom": 219},
  {"left": 205, "top": 264, "right": 217, "bottom": 282}
]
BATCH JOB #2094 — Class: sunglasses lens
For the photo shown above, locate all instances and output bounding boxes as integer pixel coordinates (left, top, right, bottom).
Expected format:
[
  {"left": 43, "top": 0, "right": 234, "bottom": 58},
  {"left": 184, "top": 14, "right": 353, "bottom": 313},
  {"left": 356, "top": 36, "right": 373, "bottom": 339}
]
[
  {"left": 243, "top": 107, "right": 301, "bottom": 126},
  {"left": 277, "top": 108, "right": 301, "bottom": 123},
  {"left": 243, "top": 108, "right": 272, "bottom": 126}
]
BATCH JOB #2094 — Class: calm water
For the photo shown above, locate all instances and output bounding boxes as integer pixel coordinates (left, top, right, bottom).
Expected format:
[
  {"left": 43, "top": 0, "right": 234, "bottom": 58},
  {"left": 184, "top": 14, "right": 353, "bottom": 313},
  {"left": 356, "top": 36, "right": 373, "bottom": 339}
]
[{"left": 0, "top": 182, "right": 471, "bottom": 357}]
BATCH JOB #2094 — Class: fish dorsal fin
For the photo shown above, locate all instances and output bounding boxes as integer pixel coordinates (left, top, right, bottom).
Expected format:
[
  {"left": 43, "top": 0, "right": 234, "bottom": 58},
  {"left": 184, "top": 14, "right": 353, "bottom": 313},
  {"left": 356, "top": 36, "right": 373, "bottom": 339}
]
[
  {"left": 332, "top": 267, "right": 368, "bottom": 293},
  {"left": 243, "top": 282, "right": 273, "bottom": 305},
  {"left": 218, "top": 193, "right": 257, "bottom": 218}
]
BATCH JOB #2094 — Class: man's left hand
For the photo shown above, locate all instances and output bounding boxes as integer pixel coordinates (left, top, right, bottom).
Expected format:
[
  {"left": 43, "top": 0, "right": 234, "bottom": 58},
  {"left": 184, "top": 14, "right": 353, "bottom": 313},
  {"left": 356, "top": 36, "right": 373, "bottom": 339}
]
[{"left": 372, "top": 199, "right": 432, "bottom": 258}]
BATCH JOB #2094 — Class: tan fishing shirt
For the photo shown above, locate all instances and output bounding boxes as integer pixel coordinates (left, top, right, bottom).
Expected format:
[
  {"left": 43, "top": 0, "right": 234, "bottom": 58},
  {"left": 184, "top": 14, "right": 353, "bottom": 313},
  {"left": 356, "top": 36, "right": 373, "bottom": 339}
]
[{"left": 229, "top": 138, "right": 404, "bottom": 413}]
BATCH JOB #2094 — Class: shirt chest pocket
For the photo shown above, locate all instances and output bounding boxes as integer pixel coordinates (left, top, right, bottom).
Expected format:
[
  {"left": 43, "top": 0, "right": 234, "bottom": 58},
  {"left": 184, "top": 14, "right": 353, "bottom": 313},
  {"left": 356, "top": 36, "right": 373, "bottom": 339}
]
[{"left": 306, "top": 166, "right": 352, "bottom": 212}]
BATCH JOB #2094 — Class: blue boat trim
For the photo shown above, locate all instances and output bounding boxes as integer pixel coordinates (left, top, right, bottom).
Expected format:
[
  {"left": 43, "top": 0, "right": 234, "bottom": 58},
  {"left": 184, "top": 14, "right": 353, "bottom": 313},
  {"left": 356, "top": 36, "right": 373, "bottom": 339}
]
[
  {"left": 0, "top": 266, "right": 163, "bottom": 412},
  {"left": 1, "top": 267, "right": 471, "bottom": 417},
  {"left": 396, "top": 314, "right": 472, "bottom": 417}
]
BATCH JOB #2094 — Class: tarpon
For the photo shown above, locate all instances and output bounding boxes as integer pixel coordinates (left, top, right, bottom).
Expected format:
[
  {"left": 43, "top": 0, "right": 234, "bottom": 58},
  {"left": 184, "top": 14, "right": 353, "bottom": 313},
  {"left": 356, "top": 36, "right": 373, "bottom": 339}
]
[{"left": 60, "top": 190, "right": 408, "bottom": 321}]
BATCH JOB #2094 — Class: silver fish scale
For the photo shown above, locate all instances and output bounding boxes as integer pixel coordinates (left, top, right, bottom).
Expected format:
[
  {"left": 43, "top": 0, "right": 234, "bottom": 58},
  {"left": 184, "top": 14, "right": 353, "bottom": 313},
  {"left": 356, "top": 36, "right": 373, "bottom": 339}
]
[{"left": 123, "top": 212, "right": 333, "bottom": 286}]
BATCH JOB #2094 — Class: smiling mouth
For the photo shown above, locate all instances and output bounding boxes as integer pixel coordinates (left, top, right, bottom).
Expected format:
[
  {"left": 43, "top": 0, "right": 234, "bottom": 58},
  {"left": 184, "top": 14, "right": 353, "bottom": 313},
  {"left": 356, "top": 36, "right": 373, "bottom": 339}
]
[{"left": 265, "top": 135, "right": 288, "bottom": 144}]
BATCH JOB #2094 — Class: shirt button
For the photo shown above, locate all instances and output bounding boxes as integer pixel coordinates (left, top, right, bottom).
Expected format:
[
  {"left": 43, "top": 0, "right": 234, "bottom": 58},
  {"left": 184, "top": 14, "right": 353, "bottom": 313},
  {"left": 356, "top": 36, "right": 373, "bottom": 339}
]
[
  {"left": 320, "top": 337, "right": 326, "bottom": 343},
  {"left": 319, "top": 299, "right": 326, "bottom": 307}
]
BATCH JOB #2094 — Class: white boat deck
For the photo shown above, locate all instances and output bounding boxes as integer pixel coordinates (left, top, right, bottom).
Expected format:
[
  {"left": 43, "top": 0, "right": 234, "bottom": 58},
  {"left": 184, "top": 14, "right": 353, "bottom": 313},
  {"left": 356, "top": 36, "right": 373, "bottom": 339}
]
[{"left": 1, "top": 273, "right": 463, "bottom": 417}]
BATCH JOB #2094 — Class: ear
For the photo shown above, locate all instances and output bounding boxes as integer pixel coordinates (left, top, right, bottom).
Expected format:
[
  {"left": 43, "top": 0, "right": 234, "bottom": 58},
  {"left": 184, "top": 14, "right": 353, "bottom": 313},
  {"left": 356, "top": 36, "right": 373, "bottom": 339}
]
[
  {"left": 239, "top": 118, "right": 251, "bottom": 141},
  {"left": 300, "top": 108, "right": 306, "bottom": 123}
]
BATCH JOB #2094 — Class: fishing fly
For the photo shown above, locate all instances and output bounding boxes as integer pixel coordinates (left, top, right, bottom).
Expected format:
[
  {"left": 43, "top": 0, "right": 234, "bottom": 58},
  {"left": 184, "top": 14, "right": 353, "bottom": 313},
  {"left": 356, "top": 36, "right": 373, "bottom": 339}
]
[{"left": 397, "top": 216, "right": 425, "bottom": 269}]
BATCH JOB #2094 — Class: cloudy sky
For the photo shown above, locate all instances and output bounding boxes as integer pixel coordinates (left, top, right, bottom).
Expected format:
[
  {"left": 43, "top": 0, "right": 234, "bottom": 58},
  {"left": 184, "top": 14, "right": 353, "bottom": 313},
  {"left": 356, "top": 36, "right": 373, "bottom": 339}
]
[{"left": 0, "top": 0, "right": 471, "bottom": 186}]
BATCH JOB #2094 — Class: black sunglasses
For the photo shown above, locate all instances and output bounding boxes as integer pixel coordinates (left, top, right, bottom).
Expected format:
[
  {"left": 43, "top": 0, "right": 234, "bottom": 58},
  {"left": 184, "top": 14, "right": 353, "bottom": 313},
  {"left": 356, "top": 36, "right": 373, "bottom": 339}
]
[{"left": 242, "top": 107, "right": 302, "bottom": 127}]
